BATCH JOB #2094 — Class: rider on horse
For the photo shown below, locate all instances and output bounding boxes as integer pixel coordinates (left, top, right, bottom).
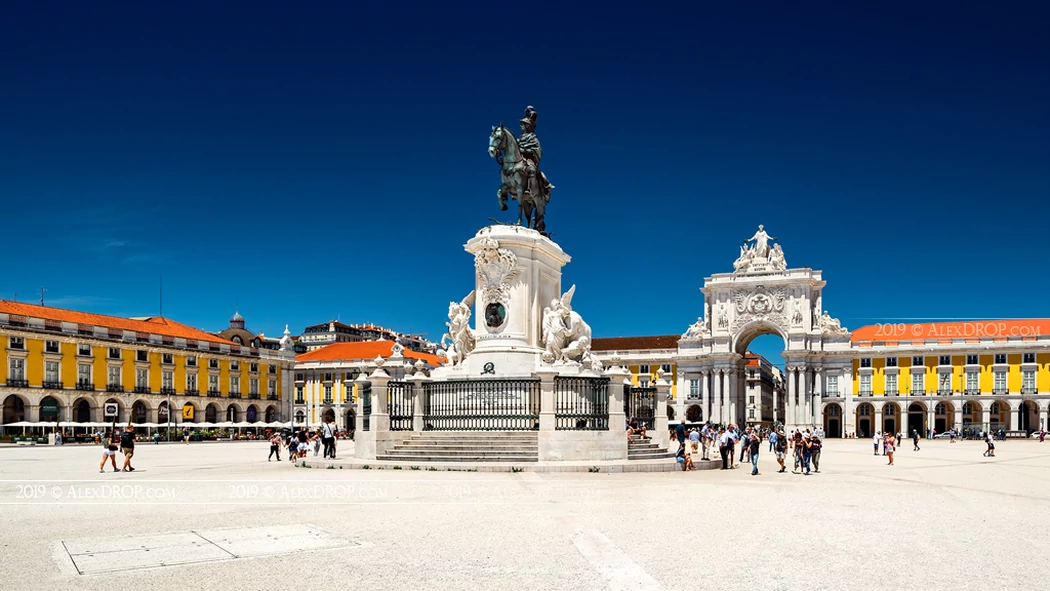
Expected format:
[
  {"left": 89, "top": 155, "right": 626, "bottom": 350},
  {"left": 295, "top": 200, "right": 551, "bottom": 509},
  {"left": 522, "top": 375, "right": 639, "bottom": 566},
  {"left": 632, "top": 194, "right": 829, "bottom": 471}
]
[{"left": 517, "top": 106, "right": 553, "bottom": 206}]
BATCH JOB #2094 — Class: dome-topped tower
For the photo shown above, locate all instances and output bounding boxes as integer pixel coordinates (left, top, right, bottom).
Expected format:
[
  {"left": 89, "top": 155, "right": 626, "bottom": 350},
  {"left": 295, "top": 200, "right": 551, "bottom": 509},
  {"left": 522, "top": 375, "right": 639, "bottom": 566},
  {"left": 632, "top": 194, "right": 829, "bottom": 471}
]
[{"left": 229, "top": 310, "right": 245, "bottom": 330}]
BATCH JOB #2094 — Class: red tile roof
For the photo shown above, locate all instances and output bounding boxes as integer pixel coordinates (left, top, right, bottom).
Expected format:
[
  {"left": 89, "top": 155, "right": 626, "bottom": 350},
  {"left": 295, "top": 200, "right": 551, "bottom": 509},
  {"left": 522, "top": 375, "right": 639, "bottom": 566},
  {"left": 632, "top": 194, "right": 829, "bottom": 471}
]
[
  {"left": 851, "top": 319, "right": 1050, "bottom": 342},
  {"left": 296, "top": 340, "right": 442, "bottom": 365},
  {"left": 0, "top": 300, "right": 238, "bottom": 345},
  {"left": 591, "top": 335, "right": 680, "bottom": 352}
]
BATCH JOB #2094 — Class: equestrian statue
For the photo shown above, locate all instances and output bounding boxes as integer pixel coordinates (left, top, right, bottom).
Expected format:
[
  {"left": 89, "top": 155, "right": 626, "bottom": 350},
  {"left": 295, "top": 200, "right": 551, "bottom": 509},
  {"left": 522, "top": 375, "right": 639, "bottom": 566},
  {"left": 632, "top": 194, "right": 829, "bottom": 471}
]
[{"left": 488, "top": 105, "right": 555, "bottom": 234}]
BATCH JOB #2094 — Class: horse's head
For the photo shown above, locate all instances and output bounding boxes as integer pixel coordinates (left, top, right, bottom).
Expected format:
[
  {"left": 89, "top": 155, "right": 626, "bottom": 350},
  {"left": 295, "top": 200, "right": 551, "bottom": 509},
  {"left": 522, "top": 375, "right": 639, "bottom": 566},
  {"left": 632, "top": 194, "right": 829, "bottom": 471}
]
[{"left": 488, "top": 123, "right": 506, "bottom": 159}]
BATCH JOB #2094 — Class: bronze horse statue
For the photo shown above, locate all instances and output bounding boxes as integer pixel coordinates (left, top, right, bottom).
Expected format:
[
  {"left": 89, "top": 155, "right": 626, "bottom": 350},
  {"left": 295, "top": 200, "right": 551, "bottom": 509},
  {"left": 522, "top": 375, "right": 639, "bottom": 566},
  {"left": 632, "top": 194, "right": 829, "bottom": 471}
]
[{"left": 488, "top": 124, "right": 550, "bottom": 233}]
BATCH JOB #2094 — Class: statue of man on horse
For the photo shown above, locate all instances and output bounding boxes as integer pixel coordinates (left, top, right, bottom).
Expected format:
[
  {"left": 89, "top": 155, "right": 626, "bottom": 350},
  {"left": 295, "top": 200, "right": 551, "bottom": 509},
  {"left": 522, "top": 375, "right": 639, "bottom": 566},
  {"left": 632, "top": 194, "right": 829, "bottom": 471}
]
[{"left": 489, "top": 105, "right": 555, "bottom": 234}]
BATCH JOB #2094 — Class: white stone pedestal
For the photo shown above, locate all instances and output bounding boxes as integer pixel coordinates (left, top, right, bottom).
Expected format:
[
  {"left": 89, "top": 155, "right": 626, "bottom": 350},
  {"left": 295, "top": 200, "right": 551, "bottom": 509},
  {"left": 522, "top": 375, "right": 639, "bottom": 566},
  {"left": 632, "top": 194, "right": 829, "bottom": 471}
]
[{"left": 432, "top": 225, "right": 571, "bottom": 380}]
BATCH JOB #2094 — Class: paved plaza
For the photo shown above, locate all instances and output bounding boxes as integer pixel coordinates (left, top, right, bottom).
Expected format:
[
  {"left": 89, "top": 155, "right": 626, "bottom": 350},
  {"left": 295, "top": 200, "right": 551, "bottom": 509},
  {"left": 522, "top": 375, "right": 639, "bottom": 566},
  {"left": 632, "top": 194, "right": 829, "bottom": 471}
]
[{"left": 1, "top": 438, "right": 1048, "bottom": 590}]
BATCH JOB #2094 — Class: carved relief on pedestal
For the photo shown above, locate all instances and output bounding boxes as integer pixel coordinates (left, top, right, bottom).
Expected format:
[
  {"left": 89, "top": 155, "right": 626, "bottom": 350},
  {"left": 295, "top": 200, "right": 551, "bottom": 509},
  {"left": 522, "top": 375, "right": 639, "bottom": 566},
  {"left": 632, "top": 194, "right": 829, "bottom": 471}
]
[{"left": 473, "top": 237, "right": 521, "bottom": 330}]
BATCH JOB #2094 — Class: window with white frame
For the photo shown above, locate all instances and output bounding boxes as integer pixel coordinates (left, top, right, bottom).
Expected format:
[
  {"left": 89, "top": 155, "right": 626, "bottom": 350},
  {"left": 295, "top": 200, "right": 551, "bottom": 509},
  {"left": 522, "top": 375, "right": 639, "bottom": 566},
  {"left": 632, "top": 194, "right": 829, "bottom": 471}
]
[
  {"left": 162, "top": 370, "right": 173, "bottom": 390},
  {"left": 938, "top": 355, "right": 951, "bottom": 366},
  {"left": 9, "top": 336, "right": 25, "bottom": 350},
  {"left": 912, "top": 356, "right": 924, "bottom": 366},
  {"left": 186, "top": 356, "right": 197, "bottom": 367},
  {"left": 966, "top": 354, "right": 979, "bottom": 365},
  {"left": 187, "top": 373, "right": 198, "bottom": 391},
  {"left": 860, "top": 358, "right": 871, "bottom": 368},
  {"left": 162, "top": 353, "right": 173, "bottom": 364},
  {"left": 230, "top": 376, "right": 240, "bottom": 394},
  {"left": 661, "top": 364, "right": 671, "bottom": 373},
  {"left": 638, "top": 377, "right": 649, "bottom": 387},
  {"left": 268, "top": 380, "right": 276, "bottom": 395},
  {"left": 689, "top": 379, "right": 699, "bottom": 398},
  {"left": 827, "top": 375, "right": 838, "bottom": 395},
  {"left": 136, "top": 368, "right": 148, "bottom": 388},
  {"left": 324, "top": 385, "right": 332, "bottom": 403},
  {"left": 886, "top": 373, "right": 897, "bottom": 394},
  {"left": 77, "top": 363, "right": 91, "bottom": 385},
  {"left": 208, "top": 374, "right": 219, "bottom": 392},
  {"left": 1022, "top": 371, "right": 1035, "bottom": 392},
  {"left": 938, "top": 373, "right": 951, "bottom": 393},
  {"left": 993, "top": 371, "right": 1006, "bottom": 392},
  {"left": 9, "top": 357, "right": 25, "bottom": 380},
  {"left": 250, "top": 378, "right": 259, "bottom": 395},
  {"left": 108, "top": 347, "right": 121, "bottom": 360},
  {"left": 45, "top": 360, "right": 60, "bottom": 383},
  {"left": 231, "top": 361, "right": 240, "bottom": 371},
  {"left": 107, "top": 365, "right": 121, "bottom": 386},
  {"left": 994, "top": 354, "right": 1006, "bottom": 365},
  {"left": 78, "top": 344, "right": 92, "bottom": 356},
  {"left": 911, "top": 372, "right": 924, "bottom": 394},
  {"left": 860, "top": 374, "right": 871, "bottom": 394},
  {"left": 639, "top": 364, "right": 650, "bottom": 375},
  {"left": 1023, "top": 353, "right": 1035, "bottom": 364},
  {"left": 965, "top": 372, "right": 979, "bottom": 392},
  {"left": 886, "top": 357, "right": 897, "bottom": 367},
  {"left": 295, "top": 386, "right": 304, "bottom": 403},
  {"left": 45, "top": 340, "right": 60, "bottom": 353}
]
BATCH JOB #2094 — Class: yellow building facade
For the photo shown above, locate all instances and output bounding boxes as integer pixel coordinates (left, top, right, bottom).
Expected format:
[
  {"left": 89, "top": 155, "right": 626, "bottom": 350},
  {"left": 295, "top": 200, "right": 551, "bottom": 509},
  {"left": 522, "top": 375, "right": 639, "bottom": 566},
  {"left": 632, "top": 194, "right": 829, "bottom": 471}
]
[{"left": 0, "top": 300, "right": 295, "bottom": 429}]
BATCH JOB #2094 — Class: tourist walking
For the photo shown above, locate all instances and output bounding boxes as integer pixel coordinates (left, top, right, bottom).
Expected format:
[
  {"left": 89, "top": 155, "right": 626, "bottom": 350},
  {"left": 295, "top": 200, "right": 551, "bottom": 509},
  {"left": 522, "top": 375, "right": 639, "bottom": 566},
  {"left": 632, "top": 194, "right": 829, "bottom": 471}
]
[
  {"left": 748, "top": 432, "right": 761, "bottom": 475},
  {"left": 792, "top": 430, "right": 804, "bottom": 472},
  {"left": 183, "top": 428, "right": 190, "bottom": 444},
  {"left": 768, "top": 429, "right": 777, "bottom": 453},
  {"left": 321, "top": 419, "right": 337, "bottom": 459},
  {"left": 774, "top": 429, "right": 787, "bottom": 473},
  {"left": 718, "top": 428, "right": 731, "bottom": 470},
  {"left": 688, "top": 427, "right": 699, "bottom": 455},
  {"left": 1040, "top": 429, "right": 1046, "bottom": 443},
  {"left": 885, "top": 432, "right": 895, "bottom": 466},
  {"left": 99, "top": 430, "right": 120, "bottom": 473},
  {"left": 810, "top": 431, "right": 822, "bottom": 473},
  {"left": 727, "top": 425, "right": 738, "bottom": 469},
  {"left": 268, "top": 433, "right": 282, "bottom": 461},
  {"left": 912, "top": 430, "right": 921, "bottom": 451},
  {"left": 739, "top": 427, "right": 750, "bottom": 463},
  {"left": 120, "top": 425, "right": 136, "bottom": 472},
  {"left": 983, "top": 432, "right": 995, "bottom": 457},
  {"left": 949, "top": 429, "right": 956, "bottom": 443},
  {"left": 873, "top": 432, "right": 880, "bottom": 456}
]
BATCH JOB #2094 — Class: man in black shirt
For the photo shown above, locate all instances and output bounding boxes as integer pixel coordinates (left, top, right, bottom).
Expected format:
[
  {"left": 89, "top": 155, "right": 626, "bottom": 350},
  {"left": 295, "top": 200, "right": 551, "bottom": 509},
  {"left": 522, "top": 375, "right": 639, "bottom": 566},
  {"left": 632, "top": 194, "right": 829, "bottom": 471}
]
[{"left": 120, "top": 425, "right": 136, "bottom": 472}]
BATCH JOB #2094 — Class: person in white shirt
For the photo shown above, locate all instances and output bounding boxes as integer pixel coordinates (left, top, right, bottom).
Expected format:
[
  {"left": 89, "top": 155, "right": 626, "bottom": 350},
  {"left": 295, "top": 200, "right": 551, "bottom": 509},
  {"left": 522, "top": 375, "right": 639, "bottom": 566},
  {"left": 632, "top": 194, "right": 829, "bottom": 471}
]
[{"left": 873, "top": 432, "right": 881, "bottom": 456}]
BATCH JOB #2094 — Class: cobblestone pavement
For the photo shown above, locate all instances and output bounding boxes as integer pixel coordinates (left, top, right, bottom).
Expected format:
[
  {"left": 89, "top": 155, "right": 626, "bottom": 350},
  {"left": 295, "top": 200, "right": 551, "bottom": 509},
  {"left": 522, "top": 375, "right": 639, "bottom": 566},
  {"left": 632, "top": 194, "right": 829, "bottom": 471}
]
[{"left": 1, "top": 438, "right": 1047, "bottom": 590}]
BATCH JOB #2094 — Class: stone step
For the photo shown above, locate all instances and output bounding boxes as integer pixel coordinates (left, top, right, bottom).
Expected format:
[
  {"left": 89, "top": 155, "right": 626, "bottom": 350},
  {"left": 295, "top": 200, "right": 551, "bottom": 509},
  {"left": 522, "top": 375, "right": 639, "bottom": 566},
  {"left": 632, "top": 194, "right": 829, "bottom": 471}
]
[
  {"left": 383, "top": 451, "right": 539, "bottom": 459},
  {"left": 404, "top": 432, "right": 539, "bottom": 438},
  {"left": 628, "top": 451, "right": 675, "bottom": 460},
  {"left": 377, "top": 454, "right": 539, "bottom": 462},
  {"left": 405, "top": 436, "right": 539, "bottom": 443},
  {"left": 392, "top": 445, "right": 539, "bottom": 453},
  {"left": 628, "top": 444, "right": 661, "bottom": 451}
]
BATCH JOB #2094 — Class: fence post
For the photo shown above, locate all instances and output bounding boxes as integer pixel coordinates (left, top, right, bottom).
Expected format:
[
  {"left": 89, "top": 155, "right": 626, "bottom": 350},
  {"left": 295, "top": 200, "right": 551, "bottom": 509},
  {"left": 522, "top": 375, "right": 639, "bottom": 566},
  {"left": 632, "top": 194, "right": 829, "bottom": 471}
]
[
  {"left": 655, "top": 368, "right": 671, "bottom": 449},
  {"left": 369, "top": 364, "right": 391, "bottom": 433},
  {"left": 411, "top": 371, "right": 428, "bottom": 433},
  {"left": 605, "top": 365, "right": 629, "bottom": 460},
  {"left": 536, "top": 367, "right": 558, "bottom": 433}
]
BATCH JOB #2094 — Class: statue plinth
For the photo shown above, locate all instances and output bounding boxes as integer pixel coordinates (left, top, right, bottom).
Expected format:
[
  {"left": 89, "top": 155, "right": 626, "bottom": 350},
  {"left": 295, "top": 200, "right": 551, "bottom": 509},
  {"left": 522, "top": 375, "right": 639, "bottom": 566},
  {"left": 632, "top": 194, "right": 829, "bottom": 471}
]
[{"left": 432, "top": 224, "right": 571, "bottom": 379}]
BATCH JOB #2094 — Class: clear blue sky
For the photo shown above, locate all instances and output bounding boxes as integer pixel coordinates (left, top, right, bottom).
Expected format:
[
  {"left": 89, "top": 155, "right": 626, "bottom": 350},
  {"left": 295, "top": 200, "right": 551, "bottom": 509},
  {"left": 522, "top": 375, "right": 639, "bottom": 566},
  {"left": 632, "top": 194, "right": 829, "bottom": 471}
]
[{"left": 2, "top": 2, "right": 1048, "bottom": 365}]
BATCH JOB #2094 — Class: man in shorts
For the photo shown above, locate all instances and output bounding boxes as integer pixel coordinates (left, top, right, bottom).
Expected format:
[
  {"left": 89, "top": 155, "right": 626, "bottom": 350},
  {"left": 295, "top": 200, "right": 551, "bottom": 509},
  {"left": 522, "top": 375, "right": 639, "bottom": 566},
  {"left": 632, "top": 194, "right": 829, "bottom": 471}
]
[
  {"left": 100, "top": 430, "right": 120, "bottom": 473},
  {"left": 774, "top": 429, "right": 787, "bottom": 473},
  {"left": 120, "top": 425, "right": 136, "bottom": 472}
]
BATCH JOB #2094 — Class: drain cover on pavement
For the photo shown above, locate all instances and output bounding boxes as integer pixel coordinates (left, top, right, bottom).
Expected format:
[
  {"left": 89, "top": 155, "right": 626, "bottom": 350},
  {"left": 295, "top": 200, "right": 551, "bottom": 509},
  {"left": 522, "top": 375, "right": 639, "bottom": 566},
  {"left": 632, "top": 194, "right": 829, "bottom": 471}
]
[{"left": 61, "top": 524, "right": 357, "bottom": 575}]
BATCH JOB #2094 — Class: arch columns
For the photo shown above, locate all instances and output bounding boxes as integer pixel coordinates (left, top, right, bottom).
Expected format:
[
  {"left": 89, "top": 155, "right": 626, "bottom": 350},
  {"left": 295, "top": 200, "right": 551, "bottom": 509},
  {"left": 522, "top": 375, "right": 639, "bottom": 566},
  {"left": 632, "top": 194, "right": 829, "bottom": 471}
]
[
  {"left": 786, "top": 367, "right": 797, "bottom": 428},
  {"left": 812, "top": 367, "right": 822, "bottom": 427},
  {"left": 700, "top": 370, "right": 710, "bottom": 424}
]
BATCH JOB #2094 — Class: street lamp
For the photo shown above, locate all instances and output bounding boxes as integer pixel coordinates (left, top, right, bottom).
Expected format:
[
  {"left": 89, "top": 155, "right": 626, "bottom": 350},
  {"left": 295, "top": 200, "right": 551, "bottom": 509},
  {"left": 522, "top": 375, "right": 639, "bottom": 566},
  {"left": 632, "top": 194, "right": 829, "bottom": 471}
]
[{"left": 166, "top": 388, "right": 171, "bottom": 442}]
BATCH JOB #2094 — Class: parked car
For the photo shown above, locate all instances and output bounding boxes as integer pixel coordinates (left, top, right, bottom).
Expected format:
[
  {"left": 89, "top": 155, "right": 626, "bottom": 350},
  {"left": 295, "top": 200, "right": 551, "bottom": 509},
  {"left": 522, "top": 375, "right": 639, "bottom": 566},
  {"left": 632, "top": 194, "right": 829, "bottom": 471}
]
[{"left": 933, "top": 432, "right": 954, "bottom": 439}]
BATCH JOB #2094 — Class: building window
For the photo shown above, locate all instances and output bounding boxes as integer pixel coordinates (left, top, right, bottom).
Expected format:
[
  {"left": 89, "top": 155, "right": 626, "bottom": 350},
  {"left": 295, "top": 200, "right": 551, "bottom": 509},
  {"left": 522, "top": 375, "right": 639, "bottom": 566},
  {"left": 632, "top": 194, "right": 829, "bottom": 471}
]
[
  {"left": 859, "top": 404, "right": 871, "bottom": 416},
  {"left": 639, "top": 364, "right": 649, "bottom": 375},
  {"left": 1022, "top": 371, "right": 1035, "bottom": 392},
  {"left": 938, "top": 355, "right": 951, "bottom": 366},
  {"left": 993, "top": 371, "right": 1006, "bottom": 393},
  {"left": 295, "top": 373, "right": 305, "bottom": 381},
  {"left": 748, "top": 409, "right": 755, "bottom": 419},
  {"left": 162, "top": 353, "right": 173, "bottom": 364},
  {"left": 295, "top": 387, "right": 304, "bottom": 404},
  {"left": 187, "top": 373, "right": 198, "bottom": 391},
  {"left": 230, "top": 376, "right": 240, "bottom": 394},
  {"left": 9, "top": 358, "right": 25, "bottom": 380},
  {"left": 269, "top": 379, "right": 276, "bottom": 395},
  {"left": 827, "top": 375, "right": 839, "bottom": 395},
  {"left": 230, "top": 361, "right": 240, "bottom": 371},
  {"left": 938, "top": 373, "right": 951, "bottom": 393},
  {"left": 965, "top": 372, "right": 979, "bottom": 393},
  {"left": 250, "top": 378, "right": 259, "bottom": 395},
  {"left": 209, "top": 359, "right": 219, "bottom": 369},
  {"left": 77, "top": 363, "right": 91, "bottom": 385},
  {"left": 162, "top": 370, "right": 173, "bottom": 390},
  {"left": 324, "top": 385, "right": 333, "bottom": 404},
  {"left": 136, "top": 368, "right": 148, "bottom": 388},
  {"left": 107, "top": 366, "right": 121, "bottom": 386},
  {"left": 108, "top": 347, "right": 121, "bottom": 360},
  {"left": 886, "top": 357, "right": 897, "bottom": 367},
  {"left": 45, "top": 361, "right": 60, "bottom": 382},
  {"left": 912, "top": 356, "right": 924, "bottom": 366},
  {"left": 186, "top": 356, "right": 197, "bottom": 367},
  {"left": 911, "top": 373, "right": 924, "bottom": 394},
  {"left": 638, "top": 377, "right": 649, "bottom": 387},
  {"left": 9, "top": 336, "right": 25, "bottom": 350},
  {"left": 935, "top": 403, "right": 946, "bottom": 414},
  {"left": 250, "top": 363, "right": 258, "bottom": 373},
  {"left": 748, "top": 395, "right": 755, "bottom": 404},
  {"left": 324, "top": 373, "right": 333, "bottom": 382},
  {"left": 78, "top": 344, "right": 92, "bottom": 356},
  {"left": 860, "top": 358, "right": 871, "bottom": 368},
  {"left": 994, "top": 354, "right": 1006, "bottom": 365},
  {"left": 136, "top": 350, "right": 148, "bottom": 362},
  {"left": 885, "top": 373, "right": 897, "bottom": 394},
  {"left": 689, "top": 379, "right": 699, "bottom": 398},
  {"left": 45, "top": 340, "right": 60, "bottom": 353},
  {"left": 860, "top": 374, "right": 871, "bottom": 394},
  {"left": 966, "top": 355, "right": 979, "bottom": 365},
  {"left": 661, "top": 364, "right": 671, "bottom": 373},
  {"left": 269, "top": 365, "right": 276, "bottom": 375},
  {"left": 209, "top": 374, "right": 219, "bottom": 392},
  {"left": 1023, "top": 353, "right": 1035, "bottom": 364}
]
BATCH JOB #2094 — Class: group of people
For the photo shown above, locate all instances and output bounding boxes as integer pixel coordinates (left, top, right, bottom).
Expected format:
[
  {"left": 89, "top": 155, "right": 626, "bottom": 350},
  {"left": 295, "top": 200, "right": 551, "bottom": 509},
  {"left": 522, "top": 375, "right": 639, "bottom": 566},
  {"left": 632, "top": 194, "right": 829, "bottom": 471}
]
[
  {"left": 668, "top": 420, "right": 824, "bottom": 476},
  {"left": 98, "top": 425, "right": 136, "bottom": 473},
  {"left": 270, "top": 419, "right": 341, "bottom": 463}
]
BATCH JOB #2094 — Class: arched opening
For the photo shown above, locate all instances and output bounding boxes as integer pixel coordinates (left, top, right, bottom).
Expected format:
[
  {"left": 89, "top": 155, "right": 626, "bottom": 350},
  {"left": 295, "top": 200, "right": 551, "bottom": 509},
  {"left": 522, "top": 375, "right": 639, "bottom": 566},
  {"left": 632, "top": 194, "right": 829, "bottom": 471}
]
[
  {"left": 294, "top": 409, "right": 306, "bottom": 425},
  {"left": 132, "top": 400, "right": 149, "bottom": 424},
  {"left": 345, "top": 409, "right": 356, "bottom": 432},
  {"left": 2, "top": 395, "right": 27, "bottom": 424},
  {"left": 934, "top": 402, "right": 953, "bottom": 434},
  {"left": 205, "top": 404, "right": 219, "bottom": 424},
  {"left": 686, "top": 404, "right": 702, "bottom": 422},
  {"left": 666, "top": 405, "right": 675, "bottom": 421},
  {"left": 823, "top": 403, "right": 842, "bottom": 438},
  {"left": 990, "top": 401, "right": 1007, "bottom": 431},
  {"left": 856, "top": 403, "right": 874, "bottom": 438},
  {"left": 322, "top": 407, "right": 335, "bottom": 423},
  {"left": 732, "top": 325, "right": 788, "bottom": 428},
  {"left": 1019, "top": 401, "right": 1036, "bottom": 433},
  {"left": 246, "top": 405, "right": 258, "bottom": 423},
  {"left": 231, "top": 335, "right": 243, "bottom": 345},
  {"left": 75, "top": 399, "right": 92, "bottom": 423},
  {"left": 39, "top": 396, "right": 61, "bottom": 422},
  {"left": 226, "top": 405, "right": 238, "bottom": 422},
  {"left": 882, "top": 402, "right": 900, "bottom": 434},
  {"left": 265, "top": 405, "right": 277, "bottom": 423},
  {"left": 962, "top": 402, "right": 981, "bottom": 431},
  {"left": 907, "top": 402, "right": 926, "bottom": 438}
]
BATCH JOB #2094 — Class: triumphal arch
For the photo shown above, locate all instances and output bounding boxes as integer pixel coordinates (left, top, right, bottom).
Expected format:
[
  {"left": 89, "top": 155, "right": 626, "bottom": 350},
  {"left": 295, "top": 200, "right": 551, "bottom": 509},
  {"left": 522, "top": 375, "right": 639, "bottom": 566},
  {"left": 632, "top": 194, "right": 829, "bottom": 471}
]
[{"left": 676, "top": 225, "right": 854, "bottom": 431}]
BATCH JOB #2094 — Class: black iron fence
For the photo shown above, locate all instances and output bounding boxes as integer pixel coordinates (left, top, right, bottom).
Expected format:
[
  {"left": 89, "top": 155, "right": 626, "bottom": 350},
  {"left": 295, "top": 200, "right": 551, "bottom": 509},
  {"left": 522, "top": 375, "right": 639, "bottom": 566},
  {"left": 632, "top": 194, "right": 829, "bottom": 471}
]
[
  {"left": 624, "top": 385, "right": 656, "bottom": 430},
  {"left": 388, "top": 381, "right": 413, "bottom": 431},
  {"left": 361, "top": 383, "right": 371, "bottom": 432},
  {"left": 423, "top": 379, "right": 540, "bottom": 431},
  {"left": 555, "top": 377, "right": 609, "bottom": 430}
]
